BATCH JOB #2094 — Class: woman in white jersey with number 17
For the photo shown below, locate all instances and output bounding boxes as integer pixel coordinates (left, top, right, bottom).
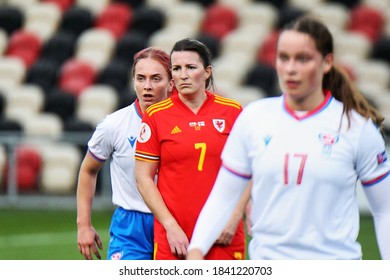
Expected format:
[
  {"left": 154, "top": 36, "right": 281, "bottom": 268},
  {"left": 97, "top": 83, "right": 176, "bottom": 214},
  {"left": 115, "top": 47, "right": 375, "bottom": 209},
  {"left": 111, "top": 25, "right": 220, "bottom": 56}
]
[{"left": 187, "top": 16, "right": 390, "bottom": 260}]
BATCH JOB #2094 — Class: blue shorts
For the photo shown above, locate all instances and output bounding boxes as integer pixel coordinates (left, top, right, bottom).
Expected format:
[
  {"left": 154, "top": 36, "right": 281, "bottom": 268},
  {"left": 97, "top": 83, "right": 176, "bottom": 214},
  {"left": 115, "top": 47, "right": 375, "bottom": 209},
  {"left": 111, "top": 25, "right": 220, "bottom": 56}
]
[{"left": 107, "top": 207, "right": 154, "bottom": 260}]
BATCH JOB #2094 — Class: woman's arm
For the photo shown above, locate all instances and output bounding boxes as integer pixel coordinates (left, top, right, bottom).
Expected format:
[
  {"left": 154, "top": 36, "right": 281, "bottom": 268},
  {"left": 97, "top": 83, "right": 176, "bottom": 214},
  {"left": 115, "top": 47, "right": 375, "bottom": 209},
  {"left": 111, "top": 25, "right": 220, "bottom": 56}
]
[
  {"left": 364, "top": 175, "right": 390, "bottom": 259},
  {"left": 187, "top": 166, "right": 250, "bottom": 259},
  {"left": 76, "top": 152, "right": 104, "bottom": 260},
  {"left": 135, "top": 159, "right": 189, "bottom": 259},
  {"left": 215, "top": 181, "right": 252, "bottom": 245}
]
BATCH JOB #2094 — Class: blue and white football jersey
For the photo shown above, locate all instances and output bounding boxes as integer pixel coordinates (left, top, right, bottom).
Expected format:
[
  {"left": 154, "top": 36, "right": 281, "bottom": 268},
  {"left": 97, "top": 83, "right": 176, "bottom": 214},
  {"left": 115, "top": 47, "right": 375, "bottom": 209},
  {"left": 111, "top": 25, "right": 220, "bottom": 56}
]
[
  {"left": 88, "top": 100, "right": 151, "bottom": 213},
  {"left": 222, "top": 92, "right": 390, "bottom": 259}
]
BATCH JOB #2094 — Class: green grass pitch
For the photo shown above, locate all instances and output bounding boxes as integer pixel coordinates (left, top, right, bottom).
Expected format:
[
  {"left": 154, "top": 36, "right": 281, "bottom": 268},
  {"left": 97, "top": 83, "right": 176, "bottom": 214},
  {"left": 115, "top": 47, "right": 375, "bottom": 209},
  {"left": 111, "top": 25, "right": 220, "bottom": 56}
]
[{"left": 0, "top": 209, "right": 381, "bottom": 260}]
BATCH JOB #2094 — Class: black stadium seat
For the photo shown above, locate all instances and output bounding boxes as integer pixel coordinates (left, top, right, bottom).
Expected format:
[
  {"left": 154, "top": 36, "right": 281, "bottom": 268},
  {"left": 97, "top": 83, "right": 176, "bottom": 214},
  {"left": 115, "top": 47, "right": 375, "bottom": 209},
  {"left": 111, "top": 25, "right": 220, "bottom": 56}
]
[
  {"left": 26, "top": 59, "right": 60, "bottom": 94},
  {"left": 59, "top": 6, "right": 94, "bottom": 37},
  {"left": 113, "top": 31, "right": 148, "bottom": 64},
  {"left": 40, "top": 31, "right": 77, "bottom": 65},
  {"left": 0, "top": 7, "right": 24, "bottom": 36},
  {"left": 131, "top": 6, "right": 166, "bottom": 37}
]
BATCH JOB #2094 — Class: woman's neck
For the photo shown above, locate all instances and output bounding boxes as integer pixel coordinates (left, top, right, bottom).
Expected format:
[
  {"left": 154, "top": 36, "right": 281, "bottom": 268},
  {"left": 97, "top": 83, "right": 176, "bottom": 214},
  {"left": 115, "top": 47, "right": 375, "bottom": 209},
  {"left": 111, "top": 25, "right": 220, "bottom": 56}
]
[{"left": 179, "top": 91, "right": 208, "bottom": 114}]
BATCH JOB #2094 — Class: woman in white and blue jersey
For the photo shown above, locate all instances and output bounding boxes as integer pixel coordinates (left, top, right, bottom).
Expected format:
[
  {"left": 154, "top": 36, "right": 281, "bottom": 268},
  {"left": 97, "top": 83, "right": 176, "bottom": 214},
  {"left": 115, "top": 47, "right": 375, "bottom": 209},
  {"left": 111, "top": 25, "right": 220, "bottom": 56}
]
[
  {"left": 77, "top": 47, "right": 173, "bottom": 260},
  {"left": 187, "top": 16, "right": 390, "bottom": 260}
]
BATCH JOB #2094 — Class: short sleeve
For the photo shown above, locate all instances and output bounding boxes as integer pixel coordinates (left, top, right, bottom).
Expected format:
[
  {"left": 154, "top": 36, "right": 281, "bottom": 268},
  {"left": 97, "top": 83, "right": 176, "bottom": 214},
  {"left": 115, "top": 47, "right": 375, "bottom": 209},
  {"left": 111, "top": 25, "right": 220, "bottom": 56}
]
[
  {"left": 221, "top": 107, "right": 264, "bottom": 178},
  {"left": 356, "top": 119, "right": 390, "bottom": 186},
  {"left": 87, "top": 116, "right": 112, "bottom": 161}
]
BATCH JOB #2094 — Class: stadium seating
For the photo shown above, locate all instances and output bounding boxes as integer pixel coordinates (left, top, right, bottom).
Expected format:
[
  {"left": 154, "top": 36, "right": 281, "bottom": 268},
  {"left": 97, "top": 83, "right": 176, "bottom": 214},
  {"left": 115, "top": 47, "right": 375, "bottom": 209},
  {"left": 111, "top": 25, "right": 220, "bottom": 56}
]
[
  {"left": 43, "top": 88, "right": 77, "bottom": 122},
  {"left": 94, "top": 2, "right": 133, "bottom": 39},
  {"left": 146, "top": 0, "right": 182, "bottom": 12},
  {"left": 276, "top": 5, "right": 306, "bottom": 29},
  {"left": 0, "top": 6, "right": 24, "bottom": 36},
  {"left": 201, "top": 3, "right": 238, "bottom": 40},
  {"left": 164, "top": 2, "right": 204, "bottom": 33},
  {"left": 58, "top": 58, "right": 97, "bottom": 96},
  {"left": 347, "top": 5, "right": 385, "bottom": 42},
  {"left": 195, "top": 32, "right": 221, "bottom": 59},
  {"left": 115, "top": 0, "right": 146, "bottom": 9},
  {"left": 76, "top": 0, "right": 111, "bottom": 15},
  {"left": 309, "top": 2, "right": 349, "bottom": 32},
  {"left": 0, "top": 57, "right": 26, "bottom": 89},
  {"left": 244, "top": 62, "right": 279, "bottom": 97},
  {"left": 39, "top": 30, "right": 77, "bottom": 65},
  {"left": 6, "top": 0, "right": 40, "bottom": 11},
  {"left": 182, "top": 0, "right": 216, "bottom": 8},
  {"left": 113, "top": 30, "right": 148, "bottom": 63},
  {"left": 256, "top": 30, "right": 280, "bottom": 68},
  {"left": 59, "top": 6, "right": 94, "bottom": 37},
  {"left": 2, "top": 144, "right": 43, "bottom": 193},
  {"left": 96, "top": 58, "right": 131, "bottom": 93},
  {"left": 42, "top": 0, "right": 75, "bottom": 12},
  {"left": 5, "top": 30, "right": 42, "bottom": 68},
  {"left": 238, "top": 2, "right": 278, "bottom": 32},
  {"left": 333, "top": 30, "right": 372, "bottom": 62},
  {"left": 22, "top": 113, "right": 63, "bottom": 139},
  {"left": 23, "top": 2, "right": 62, "bottom": 42},
  {"left": 371, "top": 36, "right": 390, "bottom": 63},
  {"left": 149, "top": 25, "right": 197, "bottom": 53},
  {"left": 3, "top": 85, "right": 45, "bottom": 123},
  {"left": 0, "top": 29, "right": 8, "bottom": 56},
  {"left": 0, "top": 119, "right": 23, "bottom": 134},
  {"left": 25, "top": 58, "right": 60, "bottom": 94},
  {"left": 74, "top": 28, "right": 116, "bottom": 71},
  {"left": 75, "top": 84, "right": 118, "bottom": 127},
  {"left": 130, "top": 5, "right": 165, "bottom": 36},
  {"left": 37, "top": 142, "right": 82, "bottom": 194}
]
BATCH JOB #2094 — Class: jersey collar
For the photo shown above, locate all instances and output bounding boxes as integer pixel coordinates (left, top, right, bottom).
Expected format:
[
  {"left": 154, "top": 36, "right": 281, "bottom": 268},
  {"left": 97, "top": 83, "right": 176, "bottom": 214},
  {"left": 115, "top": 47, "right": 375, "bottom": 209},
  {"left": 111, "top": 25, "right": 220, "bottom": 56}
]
[
  {"left": 134, "top": 98, "right": 143, "bottom": 118},
  {"left": 283, "top": 90, "right": 333, "bottom": 120}
]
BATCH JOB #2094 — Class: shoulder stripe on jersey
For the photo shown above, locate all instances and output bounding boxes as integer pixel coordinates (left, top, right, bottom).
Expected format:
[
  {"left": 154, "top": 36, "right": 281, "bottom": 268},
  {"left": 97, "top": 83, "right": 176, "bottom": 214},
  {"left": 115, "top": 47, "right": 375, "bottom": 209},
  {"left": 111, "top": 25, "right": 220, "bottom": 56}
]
[
  {"left": 214, "top": 95, "right": 242, "bottom": 109},
  {"left": 146, "top": 99, "right": 174, "bottom": 116},
  {"left": 146, "top": 98, "right": 172, "bottom": 113},
  {"left": 361, "top": 169, "right": 390, "bottom": 187},
  {"left": 135, "top": 151, "right": 160, "bottom": 162},
  {"left": 222, "top": 164, "right": 252, "bottom": 179}
]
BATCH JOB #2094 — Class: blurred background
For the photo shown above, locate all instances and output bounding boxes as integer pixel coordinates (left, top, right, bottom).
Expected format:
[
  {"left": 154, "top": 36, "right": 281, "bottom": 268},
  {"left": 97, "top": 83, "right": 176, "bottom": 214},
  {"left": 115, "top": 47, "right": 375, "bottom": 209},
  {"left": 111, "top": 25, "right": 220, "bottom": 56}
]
[{"left": 0, "top": 0, "right": 388, "bottom": 259}]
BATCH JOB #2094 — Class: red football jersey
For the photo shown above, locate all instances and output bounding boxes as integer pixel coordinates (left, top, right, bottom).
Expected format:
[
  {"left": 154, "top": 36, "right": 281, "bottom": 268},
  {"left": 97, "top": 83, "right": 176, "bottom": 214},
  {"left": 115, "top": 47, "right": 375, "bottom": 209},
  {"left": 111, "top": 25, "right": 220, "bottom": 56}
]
[{"left": 135, "top": 91, "right": 244, "bottom": 259}]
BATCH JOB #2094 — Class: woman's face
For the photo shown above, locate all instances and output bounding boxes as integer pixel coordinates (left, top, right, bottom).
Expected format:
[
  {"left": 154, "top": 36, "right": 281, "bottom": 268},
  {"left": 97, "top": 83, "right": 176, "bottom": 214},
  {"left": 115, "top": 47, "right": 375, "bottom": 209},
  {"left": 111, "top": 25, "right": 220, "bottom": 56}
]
[
  {"left": 276, "top": 30, "right": 332, "bottom": 109},
  {"left": 170, "top": 51, "right": 210, "bottom": 97},
  {"left": 133, "top": 57, "right": 172, "bottom": 112}
]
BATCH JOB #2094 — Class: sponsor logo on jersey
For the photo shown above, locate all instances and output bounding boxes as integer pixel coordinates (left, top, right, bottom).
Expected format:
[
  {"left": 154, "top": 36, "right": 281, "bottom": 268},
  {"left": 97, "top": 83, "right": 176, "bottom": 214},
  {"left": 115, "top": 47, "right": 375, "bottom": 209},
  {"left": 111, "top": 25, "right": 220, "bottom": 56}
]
[
  {"left": 318, "top": 133, "right": 339, "bottom": 155},
  {"left": 127, "top": 136, "right": 137, "bottom": 147},
  {"left": 212, "top": 119, "right": 225, "bottom": 132},
  {"left": 264, "top": 135, "right": 272, "bottom": 146},
  {"left": 189, "top": 121, "right": 205, "bottom": 130},
  {"left": 171, "top": 125, "right": 182, "bottom": 134},
  {"left": 377, "top": 151, "right": 388, "bottom": 164},
  {"left": 138, "top": 123, "right": 151, "bottom": 143}
]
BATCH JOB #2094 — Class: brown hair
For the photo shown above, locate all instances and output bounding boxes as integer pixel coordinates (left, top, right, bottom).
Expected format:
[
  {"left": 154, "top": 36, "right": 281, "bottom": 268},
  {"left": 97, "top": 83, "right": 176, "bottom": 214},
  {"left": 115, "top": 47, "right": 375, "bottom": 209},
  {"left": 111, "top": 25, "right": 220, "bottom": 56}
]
[
  {"left": 282, "top": 16, "right": 384, "bottom": 132},
  {"left": 170, "top": 38, "right": 216, "bottom": 91}
]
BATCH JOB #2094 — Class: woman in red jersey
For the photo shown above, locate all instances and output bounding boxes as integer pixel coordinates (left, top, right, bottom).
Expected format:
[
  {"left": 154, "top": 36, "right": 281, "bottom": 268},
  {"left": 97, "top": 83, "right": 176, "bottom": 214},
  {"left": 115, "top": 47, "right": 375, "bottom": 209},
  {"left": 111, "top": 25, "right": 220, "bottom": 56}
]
[{"left": 135, "top": 38, "right": 251, "bottom": 260}]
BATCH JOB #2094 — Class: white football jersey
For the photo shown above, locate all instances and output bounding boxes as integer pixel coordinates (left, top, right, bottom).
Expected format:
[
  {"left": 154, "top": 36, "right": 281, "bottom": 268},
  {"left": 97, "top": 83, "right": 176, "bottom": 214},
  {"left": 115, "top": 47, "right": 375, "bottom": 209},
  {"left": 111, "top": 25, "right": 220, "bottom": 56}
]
[
  {"left": 88, "top": 101, "right": 151, "bottom": 213},
  {"left": 222, "top": 93, "right": 390, "bottom": 259}
]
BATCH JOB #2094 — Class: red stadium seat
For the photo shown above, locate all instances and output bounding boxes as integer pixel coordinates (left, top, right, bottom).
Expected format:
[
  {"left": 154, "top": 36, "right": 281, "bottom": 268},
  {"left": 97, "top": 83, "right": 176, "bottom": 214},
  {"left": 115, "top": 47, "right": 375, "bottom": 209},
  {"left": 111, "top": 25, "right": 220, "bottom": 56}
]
[
  {"left": 347, "top": 5, "right": 385, "bottom": 42},
  {"left": 201, "top": 4, "right": 238, "bottom": 40},
  {"left": 6, "top": 30, "right": 42, "bottom": 68},
  {"left": 42, "top": 0, "right": 75, "bottom": 12},
  {"left": 256, "top": 30, "right": 279, "bottom": 68},
  {"left": 95, "top": 3, "right": 133, "bottom": 39},
  {"left": 2, "top": 145, "right": 42, "bottom": 193},
  {"left": 58, "top": 59, "right": 97, "bottom": 97}
]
